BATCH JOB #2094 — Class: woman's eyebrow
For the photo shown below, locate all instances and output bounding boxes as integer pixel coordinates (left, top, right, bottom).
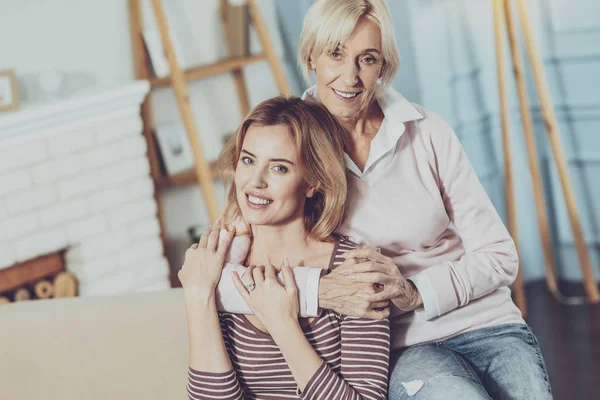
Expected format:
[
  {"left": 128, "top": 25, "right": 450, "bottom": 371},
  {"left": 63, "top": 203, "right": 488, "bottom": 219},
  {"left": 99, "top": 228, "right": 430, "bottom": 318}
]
[
  {"left": 334, "top": 45, "right": 381, "bottom": 54},
  {"left": 270, "top": 158, "right": 295, "bottom": 166},
  {"left": 362, "top": 48, "right": 381, "bottom": 54},
  {"left": 241, "top": 150, "right": 294, "bottom": 166}
]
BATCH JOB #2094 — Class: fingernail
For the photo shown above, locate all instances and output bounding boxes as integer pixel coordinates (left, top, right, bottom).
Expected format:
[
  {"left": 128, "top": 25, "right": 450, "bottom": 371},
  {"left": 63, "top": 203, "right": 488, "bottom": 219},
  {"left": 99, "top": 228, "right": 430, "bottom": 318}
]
[{"left": 284, "top": 258, "right": 290, "bottom": 267}]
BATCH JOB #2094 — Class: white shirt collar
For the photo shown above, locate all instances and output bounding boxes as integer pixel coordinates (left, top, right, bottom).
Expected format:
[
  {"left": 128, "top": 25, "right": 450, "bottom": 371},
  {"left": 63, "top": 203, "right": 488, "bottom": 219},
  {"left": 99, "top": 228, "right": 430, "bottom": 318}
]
[{"left": 301, "top": 85, "right": 423, "bottom": 176}]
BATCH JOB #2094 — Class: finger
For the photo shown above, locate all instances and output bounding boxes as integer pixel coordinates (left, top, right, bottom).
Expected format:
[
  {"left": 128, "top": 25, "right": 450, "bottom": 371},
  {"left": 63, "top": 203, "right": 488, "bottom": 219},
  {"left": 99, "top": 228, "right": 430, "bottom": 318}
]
[
  {"left": 342, "top": 247, "right": 386, "bottom": 262},
  {"left": 363, "top": 306, "right": 390, "bottom": 320},
  {"left": 206, "top": 227, "right": 220, "bottom": 252},
  {"left": 264, "top": 264, "right": 277, "bottom": 281},
  {"left": 370, "top": 300, "right": 390, "bottom": 309},
  {"left": 216, "top": 226, "right": 236, "bottom": 256},
  {"left": 347, "top": 271, "right": 390, "bottom": 284},
  {"left": 232, "top": 271, "right": 252, "bottom": 302},
  {"left": 342, "top": 260, "right": 396, "bottom": 276},
  {"left": 281, "top": 260, "right": 297, "bottom": 294},
  {"left": 189, "top": 243, "right": 199, "bottom": 250},
  {"left": 358, "top": 289, "right": 396, "bottom": 303},
  {"left": 253, "top": 265, "right": 265, "bottom": 285},
  {"left": 331, "top": 257, "right": 357, "bottom": 273},
  {"left": 199, "top": 226, "right": 211, "bottom": 248},
  {"left": 244, "top": 266, "right": 256, "bottom": 285}
]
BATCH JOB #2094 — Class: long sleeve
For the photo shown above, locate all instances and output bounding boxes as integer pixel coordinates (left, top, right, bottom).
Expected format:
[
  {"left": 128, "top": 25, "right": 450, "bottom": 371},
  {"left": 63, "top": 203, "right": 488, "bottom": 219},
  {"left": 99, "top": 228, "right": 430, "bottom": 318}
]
[
  {"left": 299, "top": 316, "right": 390, "bottom": 400},
  {"left": 216, "top": 262, "right": 323, "bottom": 318},
  {"left": 409, "top": 111, "right": 519, "bottom": 320},
  {"left": 186, "top": 318, "right": 245, "bottom": 400},
  {"left": 187, "top": 369, "right": 244, "bottom": 400}
]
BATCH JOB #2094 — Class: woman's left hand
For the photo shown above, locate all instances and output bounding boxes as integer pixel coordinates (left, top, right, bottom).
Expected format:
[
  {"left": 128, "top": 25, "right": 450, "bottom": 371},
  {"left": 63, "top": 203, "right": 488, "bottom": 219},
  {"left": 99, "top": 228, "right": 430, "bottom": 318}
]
[
  {"left": 232, "top": 261, "right": 299, "bottom": 333},
  {"left": 339, "top": 247, "right": 423, "bottom": 312}
]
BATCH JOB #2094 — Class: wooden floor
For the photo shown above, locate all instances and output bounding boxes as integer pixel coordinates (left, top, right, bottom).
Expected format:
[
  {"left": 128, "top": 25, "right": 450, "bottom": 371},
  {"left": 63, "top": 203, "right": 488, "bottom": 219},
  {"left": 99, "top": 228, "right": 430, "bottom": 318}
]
[{"left": 525, "top": 281, "right": 600, "bottom": 400}]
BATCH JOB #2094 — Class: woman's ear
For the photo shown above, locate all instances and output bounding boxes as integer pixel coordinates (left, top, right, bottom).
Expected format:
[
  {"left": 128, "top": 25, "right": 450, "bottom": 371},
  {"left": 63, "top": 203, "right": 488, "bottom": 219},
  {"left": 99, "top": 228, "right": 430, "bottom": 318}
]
[
  {"left": 308, "top": 55, "right": 316, "bottom": 71},
  {"left": 306, "top": 186, "right": 316, "bottom": 198}
]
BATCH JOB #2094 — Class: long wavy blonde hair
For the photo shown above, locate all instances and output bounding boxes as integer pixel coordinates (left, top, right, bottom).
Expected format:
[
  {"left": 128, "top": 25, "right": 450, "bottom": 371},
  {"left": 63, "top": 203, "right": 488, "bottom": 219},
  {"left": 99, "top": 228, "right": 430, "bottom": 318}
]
[{"left": 219, "top": 96, "right": 347, "bottom": 241}]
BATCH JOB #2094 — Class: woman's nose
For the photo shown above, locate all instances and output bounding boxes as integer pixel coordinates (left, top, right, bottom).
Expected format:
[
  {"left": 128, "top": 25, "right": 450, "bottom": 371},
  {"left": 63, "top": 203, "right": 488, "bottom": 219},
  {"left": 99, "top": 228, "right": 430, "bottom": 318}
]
[
  {"left": 249, "top": 168, "right": 267, "bottom": 188},
  {"left": 341, "top": 60, "right": 359, "bottom": 87}
]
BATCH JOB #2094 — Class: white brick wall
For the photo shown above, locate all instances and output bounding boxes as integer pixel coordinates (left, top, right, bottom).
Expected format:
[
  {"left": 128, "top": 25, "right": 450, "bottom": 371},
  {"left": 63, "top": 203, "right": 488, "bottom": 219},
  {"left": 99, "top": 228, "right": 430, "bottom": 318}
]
[
  {"left": 130, "top": 218, "right": 161, "bottom": 240},
  {"left": 109, "top": 198, "right": 157, "bottom": 228},
  {"left": 39, "top": 199, "right": 88, "bottom": 227},
  {"left": 14, "top": 228, "right": 67, "bottom": 262},
  {"left": 67, "top": 215, "right": 107, "bottom": 242},
  {"left": 0, "top": 138, "right": 47, "bottom": 173},
  {"left": 0, "top": 213, "right": 39, "bottom": 242},
  {"left": 0, "top": 170, "right": 32, "bottom": 196},
  {"left": 32, "top": 154, "right": 82, "bottom": 184},
  {"left": 5, "top": 186, "right": 57, "bottom": 214},
  {"left": 0, "top": 245, "right": 16, "bottom": 268},
  {"left": 47, "top": 127, "right": 95, "bottom": 157},
  {"left": 95, "top": 117, "right": 143, "bottom": 144},
  {"left": 0, "top": 199, "right": 7, "bottom": 220},
  {"left": 0, "top": 87, "right": 169, "bottom": 296}
]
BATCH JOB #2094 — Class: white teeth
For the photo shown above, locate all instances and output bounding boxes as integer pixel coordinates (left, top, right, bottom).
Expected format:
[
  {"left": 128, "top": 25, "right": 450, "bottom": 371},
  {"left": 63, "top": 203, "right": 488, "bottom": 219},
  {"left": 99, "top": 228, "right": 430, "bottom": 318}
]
[
  {"left": 248, "top": 195, "right": 272, "bottom": 205},
  {"left": 334, "top": 89, "right": 360, "bottom": 98}
]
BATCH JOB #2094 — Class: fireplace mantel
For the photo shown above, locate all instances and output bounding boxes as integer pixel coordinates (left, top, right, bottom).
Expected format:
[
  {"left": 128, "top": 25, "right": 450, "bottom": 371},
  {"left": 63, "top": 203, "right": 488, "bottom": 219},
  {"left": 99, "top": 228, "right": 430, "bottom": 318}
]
[
  {"left": 0, "top": 80, "right": 170, "bottom": 297},
  {"left": 0, "top": 81, "right": 150, "bottom": 144}
]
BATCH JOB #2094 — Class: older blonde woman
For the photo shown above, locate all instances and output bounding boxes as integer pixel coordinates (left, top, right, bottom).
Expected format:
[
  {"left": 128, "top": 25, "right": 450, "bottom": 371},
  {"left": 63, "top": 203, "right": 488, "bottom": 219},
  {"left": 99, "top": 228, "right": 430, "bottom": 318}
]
[{"left": 212, "top": 0, "right": 554, "bottom": 399}]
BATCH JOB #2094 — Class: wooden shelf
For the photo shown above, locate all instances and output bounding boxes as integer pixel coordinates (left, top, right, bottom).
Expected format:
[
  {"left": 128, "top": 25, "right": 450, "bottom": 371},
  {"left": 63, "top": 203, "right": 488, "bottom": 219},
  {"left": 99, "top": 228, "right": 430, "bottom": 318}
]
[{"left": 150, "top": 54, "right": 267, "bottom": 87}]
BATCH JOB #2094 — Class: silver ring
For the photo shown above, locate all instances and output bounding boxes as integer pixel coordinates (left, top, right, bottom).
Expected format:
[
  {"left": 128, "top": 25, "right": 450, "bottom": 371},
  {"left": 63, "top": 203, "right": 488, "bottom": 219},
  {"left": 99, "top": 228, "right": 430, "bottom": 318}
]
[{"left": 245, "top": 283, "right": 256, "bottom": 292}]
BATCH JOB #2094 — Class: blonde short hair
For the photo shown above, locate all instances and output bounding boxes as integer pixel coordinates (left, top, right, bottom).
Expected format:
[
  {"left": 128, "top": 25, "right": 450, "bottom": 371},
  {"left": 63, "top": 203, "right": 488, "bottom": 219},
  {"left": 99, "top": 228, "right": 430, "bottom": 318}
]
[
  {"left": 219, "top": 96, "right": 348, "bottom": 241},
  {"left": 298, "top": 0, "right": 399, "bottom": 91}
]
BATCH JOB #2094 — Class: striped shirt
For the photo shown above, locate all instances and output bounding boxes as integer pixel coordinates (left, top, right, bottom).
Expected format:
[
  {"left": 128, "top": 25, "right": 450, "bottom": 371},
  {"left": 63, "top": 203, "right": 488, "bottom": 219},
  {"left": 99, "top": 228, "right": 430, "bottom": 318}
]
[{"left": 187, "top": 238, "right": 390, "bottom": 400}]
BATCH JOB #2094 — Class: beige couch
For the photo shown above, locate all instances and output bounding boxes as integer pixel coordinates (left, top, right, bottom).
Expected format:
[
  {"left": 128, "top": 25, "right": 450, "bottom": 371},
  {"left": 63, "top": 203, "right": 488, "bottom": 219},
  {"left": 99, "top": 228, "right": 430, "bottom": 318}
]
[{"left": 0, "top": 289, "right": 190, "bottom": 400}]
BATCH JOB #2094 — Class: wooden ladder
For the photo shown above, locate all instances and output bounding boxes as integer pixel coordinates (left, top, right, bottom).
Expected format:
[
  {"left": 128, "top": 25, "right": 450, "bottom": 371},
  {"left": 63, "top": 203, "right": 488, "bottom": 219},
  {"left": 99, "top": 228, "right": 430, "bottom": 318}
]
[{"left": 128, "top": 0, "right": 292, "bottom": 281}]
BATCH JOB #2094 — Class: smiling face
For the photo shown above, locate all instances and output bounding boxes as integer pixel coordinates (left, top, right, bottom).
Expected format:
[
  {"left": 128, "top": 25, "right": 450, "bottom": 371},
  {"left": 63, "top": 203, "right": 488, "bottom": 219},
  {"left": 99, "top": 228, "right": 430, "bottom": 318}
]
[
  {"left": 234, "top": 124, "right": 315, "bottom": 227},
  {"left": 310, "top": 17, "right": 383, "bottom": 119}
]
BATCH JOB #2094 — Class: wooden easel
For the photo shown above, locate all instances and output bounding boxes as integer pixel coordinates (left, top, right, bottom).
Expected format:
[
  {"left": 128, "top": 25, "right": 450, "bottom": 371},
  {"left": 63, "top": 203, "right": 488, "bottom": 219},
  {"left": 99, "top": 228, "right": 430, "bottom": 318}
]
[
  {"left": 128, "top": 0, "right": 291, "bottom": 279},
  {"left": 492, "top": 0, "right": 600, "bottom": 314}
]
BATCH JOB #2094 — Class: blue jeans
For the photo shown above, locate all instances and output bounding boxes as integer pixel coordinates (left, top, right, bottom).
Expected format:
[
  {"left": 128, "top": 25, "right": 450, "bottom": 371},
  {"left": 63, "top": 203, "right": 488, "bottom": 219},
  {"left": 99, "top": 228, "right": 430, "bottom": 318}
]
[{"left": 388, "top": 323, "right": 553, "bottom": 399}]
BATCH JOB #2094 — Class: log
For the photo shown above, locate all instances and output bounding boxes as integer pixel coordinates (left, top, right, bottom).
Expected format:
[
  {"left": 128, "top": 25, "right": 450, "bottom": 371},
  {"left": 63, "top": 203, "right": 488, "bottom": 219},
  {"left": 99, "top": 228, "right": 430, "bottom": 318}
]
[
  {"left": 34, "top": 280, "right": 54, "bottom": 299},
  {"left": 54, "top": 272, "right": 78, "bottom": 298},
  {"left": 14, "top": 288, "right": 31, "bottom": 302}
]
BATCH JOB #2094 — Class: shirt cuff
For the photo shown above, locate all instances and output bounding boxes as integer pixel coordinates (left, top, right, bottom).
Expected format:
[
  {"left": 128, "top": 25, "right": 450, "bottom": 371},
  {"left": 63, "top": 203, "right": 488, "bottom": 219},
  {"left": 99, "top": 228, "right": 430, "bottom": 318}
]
[
  {"left": 292, "top": 267, "right": 323, "bottom": 318},
  {"left": 297, "top": 361, "right": 329, "bottom": 398},
  {"left": 305, "top": 267, "right": 323, "bottom": 318},
  {"left": 412, "top": 262, "right": 460, "bottom": 319},
  {"left": 216, "top": 263, "right": 253, "bottom": 314},
  {"left": 408, "top": 272, "right": 439, "bottom": 321}
]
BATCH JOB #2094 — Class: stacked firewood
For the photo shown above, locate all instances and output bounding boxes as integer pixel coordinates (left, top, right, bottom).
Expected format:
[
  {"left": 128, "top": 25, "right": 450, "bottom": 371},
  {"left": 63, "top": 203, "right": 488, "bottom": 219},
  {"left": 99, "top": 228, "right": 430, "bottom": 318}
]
[{"left": 0, "top": 271, "right": 77, "bottom": 306}]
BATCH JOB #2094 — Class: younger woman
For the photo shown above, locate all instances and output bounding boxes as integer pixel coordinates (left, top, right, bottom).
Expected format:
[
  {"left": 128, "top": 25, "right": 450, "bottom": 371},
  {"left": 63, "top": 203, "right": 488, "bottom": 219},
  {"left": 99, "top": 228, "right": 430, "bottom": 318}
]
[{"left": 178, "top": 96, "right": 390, "bottom": 400}]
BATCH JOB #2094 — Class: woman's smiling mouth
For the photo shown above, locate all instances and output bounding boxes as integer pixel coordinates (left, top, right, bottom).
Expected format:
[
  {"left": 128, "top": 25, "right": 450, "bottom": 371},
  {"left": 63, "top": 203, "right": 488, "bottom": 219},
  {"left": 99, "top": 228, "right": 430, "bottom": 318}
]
[
  {"left": 246, "top": 193, "right": 274, "bottom": 209},
  {"left": 333, "top": 88, "right": 362, "bottom": 100}
]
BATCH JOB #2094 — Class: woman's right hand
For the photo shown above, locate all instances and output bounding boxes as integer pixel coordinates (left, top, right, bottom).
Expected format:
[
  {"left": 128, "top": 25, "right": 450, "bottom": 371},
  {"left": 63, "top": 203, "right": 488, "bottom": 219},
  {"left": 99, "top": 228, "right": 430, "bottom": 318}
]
[
  {"left": 178, "top": 225, "right": 236, "bottom": 300},
  {"left": 319, "top": 258, "right": 391, "bottom": 320}
]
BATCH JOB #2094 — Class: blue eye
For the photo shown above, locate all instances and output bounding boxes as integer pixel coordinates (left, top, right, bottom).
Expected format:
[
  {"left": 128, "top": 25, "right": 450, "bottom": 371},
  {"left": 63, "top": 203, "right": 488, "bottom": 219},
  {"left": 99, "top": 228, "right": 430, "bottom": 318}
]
[
  {"left": 273, "top": 165, "right": 288, "bottom": 173},
  {"left": 331, "top": 51, "right": 342, "bottom": 60},
  {"left": 241, "top": 156, "right": 254, "bottom": 165},
  {"left": 362, "top": 56, "right": 376, "bottom": 64}
]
